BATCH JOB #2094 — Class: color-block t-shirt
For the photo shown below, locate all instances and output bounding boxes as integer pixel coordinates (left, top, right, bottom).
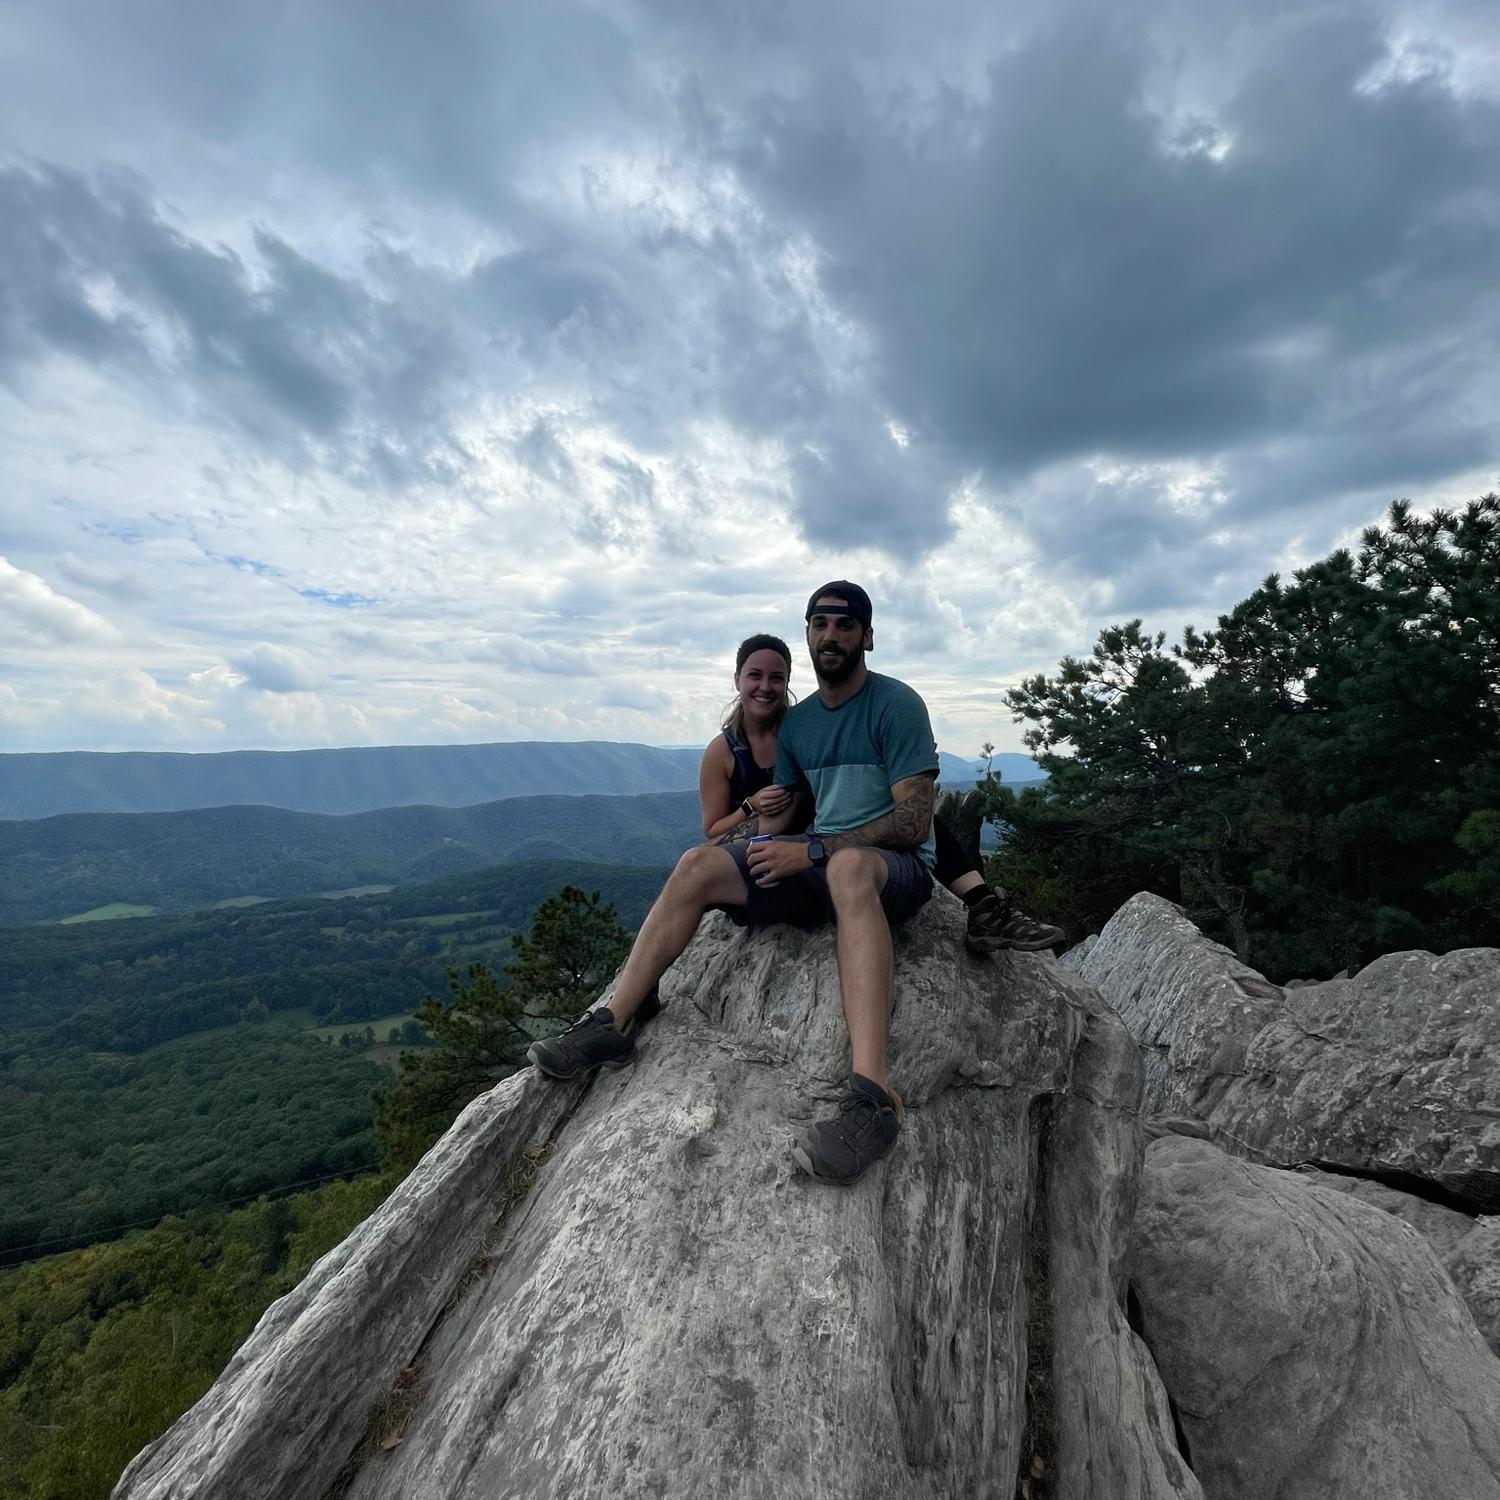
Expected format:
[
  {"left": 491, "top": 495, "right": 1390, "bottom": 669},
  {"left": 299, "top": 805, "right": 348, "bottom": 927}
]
[{"left": 773, "top": 671, "right": 939, "bottom": 868}]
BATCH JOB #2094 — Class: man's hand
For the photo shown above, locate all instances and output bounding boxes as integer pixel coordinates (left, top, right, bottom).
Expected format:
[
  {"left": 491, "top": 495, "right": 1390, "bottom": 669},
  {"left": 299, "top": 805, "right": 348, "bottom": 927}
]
[
  {"left": 748, "top": 784, "right": 792, "bottom": 818},
  {"left": 745, "top": 836, "right": 812, "bottom": 885}
]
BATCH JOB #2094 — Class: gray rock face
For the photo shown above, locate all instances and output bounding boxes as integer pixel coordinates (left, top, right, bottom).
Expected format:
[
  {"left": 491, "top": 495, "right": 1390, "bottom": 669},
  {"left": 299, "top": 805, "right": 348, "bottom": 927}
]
[
  {"left": 1448, "top": 1217, "right": 1500, "bottom": 1357},
  {"left": 116, "top": 896, "right": 1187, "bottom": 1500},
  {"left": 1071, "top": 894, "right": 1500, "bottom": 1211},
  {"left": 1292, "top": 1168, "right": 1477, "bottom": 1257},
  {"left": 1132, "top": 1136, "right": 1500, "bottom": 1500},
  {"left": 1292, "top": 1170, "right": 1500, "bottom": 1352},
  {"left": 113, "top": 1068, "right": 586, "bottom": 1500}
]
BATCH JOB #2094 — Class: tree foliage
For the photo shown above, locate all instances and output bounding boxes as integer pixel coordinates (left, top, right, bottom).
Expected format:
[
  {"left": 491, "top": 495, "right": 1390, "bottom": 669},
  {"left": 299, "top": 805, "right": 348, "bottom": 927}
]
[
  {"left": 374, "top": 886, "right": 634, "bottom": 1169},
  {"left": 985, "top": 497, "right": 1500, "bottom": 977},
  {"left": 0, "top": 1175, "right": 392, "bottom": 1500}
]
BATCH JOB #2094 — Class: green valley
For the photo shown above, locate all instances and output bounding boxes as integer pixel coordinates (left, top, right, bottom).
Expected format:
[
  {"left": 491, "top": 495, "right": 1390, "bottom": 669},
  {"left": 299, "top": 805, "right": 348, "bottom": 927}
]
[{"left": 0, "top": 860, "right": 667, "bottom": 1265}]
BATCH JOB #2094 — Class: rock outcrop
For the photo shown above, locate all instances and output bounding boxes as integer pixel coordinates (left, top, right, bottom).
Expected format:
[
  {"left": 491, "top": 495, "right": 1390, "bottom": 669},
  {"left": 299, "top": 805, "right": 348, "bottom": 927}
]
[
  {"left": 115, "top": 896, "right": 1191, "bottom": 1500},
  {"left": 1066, "top": 893, "right": 1500, "bottom": 1210},
  {"left": 1131, "top": 1134, "right": 1500, "bottom": 1499},
  {"left": 116, "top": 888, "right": 1500, "bottom": 1500}
]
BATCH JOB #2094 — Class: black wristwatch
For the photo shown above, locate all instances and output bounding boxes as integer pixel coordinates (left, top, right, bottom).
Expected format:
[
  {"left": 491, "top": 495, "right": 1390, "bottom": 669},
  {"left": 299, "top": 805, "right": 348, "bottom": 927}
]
[
  {"left": 806, "top": 837, "right": 828, "bottom": 866},
  {"left": 740, "top": 797, "right": 754, "bottom": 817}
]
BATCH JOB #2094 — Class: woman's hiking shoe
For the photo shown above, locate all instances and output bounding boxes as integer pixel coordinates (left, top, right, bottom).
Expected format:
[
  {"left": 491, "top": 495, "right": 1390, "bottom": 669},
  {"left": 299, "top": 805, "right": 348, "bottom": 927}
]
[
  {"left": 964, "top": 894, "right": 1064, "bottom": 953},
  {"left": 527, "top": 1007, "right": 635, "bottom": 1080},
  {"left": 629, "top": 985, "right": 663, "bottom": 1031},
  {"left": 791, "top": 1075, "right": 901, "bottom": 1184}
]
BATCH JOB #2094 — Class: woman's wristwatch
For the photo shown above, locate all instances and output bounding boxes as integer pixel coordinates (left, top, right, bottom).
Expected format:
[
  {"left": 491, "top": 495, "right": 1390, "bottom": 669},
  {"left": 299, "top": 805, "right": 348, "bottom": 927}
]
[{"left": 740, "top": 797, "right": 754, "bottom": 817}]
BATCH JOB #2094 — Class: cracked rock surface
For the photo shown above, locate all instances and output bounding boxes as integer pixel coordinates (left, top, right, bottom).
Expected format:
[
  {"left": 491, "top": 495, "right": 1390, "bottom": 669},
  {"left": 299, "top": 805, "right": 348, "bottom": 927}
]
[
  {"left": 1068, "top": 893, "right": 1500, "bottom": 1211},
  {"left": 116, "top": 896, "right": 1189, "bottom": 1500},
  {"left": 1131, "top": 1135, "right": 1500, "bottom": 1500}
]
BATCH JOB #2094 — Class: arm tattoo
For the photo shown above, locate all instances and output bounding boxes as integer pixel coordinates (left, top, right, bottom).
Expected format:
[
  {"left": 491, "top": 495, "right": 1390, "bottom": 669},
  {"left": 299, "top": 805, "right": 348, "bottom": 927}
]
[
  {"left": 821, "top": 775, "right": 935, "bottom": 855},
  {"left": 715, "top": 813, "right": 760, "bottom": 846}
]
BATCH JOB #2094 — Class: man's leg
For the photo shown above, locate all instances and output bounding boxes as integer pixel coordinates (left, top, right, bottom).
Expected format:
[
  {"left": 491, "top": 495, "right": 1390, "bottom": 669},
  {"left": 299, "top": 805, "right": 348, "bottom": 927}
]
[
  {"left": 824, "top": 847, "right": 893, "bottom": 1087},
  {"left": 605, "top": 844, "right": 748, "bottom": 1028}
]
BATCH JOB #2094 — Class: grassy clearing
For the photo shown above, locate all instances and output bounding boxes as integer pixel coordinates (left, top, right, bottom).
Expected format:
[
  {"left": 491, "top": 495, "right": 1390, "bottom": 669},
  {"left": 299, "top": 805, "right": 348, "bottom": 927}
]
[
  {"left": 400, "top": 910, "right": 502, "bottom": 928},
  {"left": 306, "top": 1010, "right": 421, "bottom": 1043},
  {"left": 317, "top": 884, "right": 395, "bottom": 899},
  {"left": 58, "top": 903, "right": 159, "bottom": 924},
  {"left": 212, "top": 895, "right": 275, "bottom": 909}
]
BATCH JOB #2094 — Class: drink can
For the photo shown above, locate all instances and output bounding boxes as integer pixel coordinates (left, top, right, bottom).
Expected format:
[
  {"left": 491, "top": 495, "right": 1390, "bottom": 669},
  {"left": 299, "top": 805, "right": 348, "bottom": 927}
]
[{"left": 747, "top": 833, "right": 780, "bottom": 887}]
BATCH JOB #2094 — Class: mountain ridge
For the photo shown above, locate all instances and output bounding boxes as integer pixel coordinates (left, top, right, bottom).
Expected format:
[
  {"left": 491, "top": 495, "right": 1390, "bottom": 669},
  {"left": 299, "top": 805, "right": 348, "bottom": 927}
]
[
  {"left": 0, "top": 740, "right": 1040, "bottom": 820},
  {"left": 0, "top": 791, "right": 705, "bottom": 926}
]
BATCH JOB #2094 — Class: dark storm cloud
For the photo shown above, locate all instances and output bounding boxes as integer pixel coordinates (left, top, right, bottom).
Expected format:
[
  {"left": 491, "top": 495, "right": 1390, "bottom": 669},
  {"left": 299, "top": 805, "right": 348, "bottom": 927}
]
[
  {"left": 6, "top": 0, "right": 1500, "bottom": 579},
  {"left": 707, "top": 3, "right": 1500, "bottom": 565}
]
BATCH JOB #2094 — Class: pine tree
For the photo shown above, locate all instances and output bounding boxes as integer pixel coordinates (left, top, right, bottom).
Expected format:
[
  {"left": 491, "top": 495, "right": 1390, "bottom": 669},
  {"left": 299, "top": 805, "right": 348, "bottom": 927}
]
[{"left": 374, "top": 886, "right": 633, "bottom": 1169}]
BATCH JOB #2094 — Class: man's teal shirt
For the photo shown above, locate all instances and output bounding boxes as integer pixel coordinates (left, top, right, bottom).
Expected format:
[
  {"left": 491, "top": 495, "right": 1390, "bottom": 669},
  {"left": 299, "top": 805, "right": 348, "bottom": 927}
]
[{"left": 773, "top": 671, "right": 939, "bottom": 868}]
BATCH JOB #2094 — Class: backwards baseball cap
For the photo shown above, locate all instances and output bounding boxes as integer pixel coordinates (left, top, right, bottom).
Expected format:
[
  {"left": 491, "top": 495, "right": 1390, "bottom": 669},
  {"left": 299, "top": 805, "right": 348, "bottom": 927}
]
[{"left": 805, "top": 580, "right": 873, "bottom": 629}]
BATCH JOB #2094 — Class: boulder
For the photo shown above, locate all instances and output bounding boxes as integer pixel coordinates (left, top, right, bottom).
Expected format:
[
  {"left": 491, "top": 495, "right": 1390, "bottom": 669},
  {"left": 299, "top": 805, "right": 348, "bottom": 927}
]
[
  {"left": 1069, "top": 894, "right": 1500, "bottom": 1212},
  {"left": 115, "top": 896, "right": 1190, "bottom": 1500},
  {"left": 1289, "top": 1170, "right": 1500, "bottom": 1352},
  {"left": 1131, "top": 1135, "right": 1500, "bottom": 1500}
]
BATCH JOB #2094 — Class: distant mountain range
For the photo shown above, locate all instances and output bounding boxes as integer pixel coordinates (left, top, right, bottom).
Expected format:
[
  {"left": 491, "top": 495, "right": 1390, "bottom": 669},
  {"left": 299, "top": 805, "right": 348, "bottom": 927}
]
[
  {"left": 0, "top": 791, "right": 707, "bottom": 926},
  {"left": 0, "top": 740, "right": 1041, "bottom": 820}
]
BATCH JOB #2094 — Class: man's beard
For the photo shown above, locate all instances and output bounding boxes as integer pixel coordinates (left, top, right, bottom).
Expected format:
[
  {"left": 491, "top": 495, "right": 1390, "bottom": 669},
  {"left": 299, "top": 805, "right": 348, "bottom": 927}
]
[{"left": 814, "top": 645, "right": 862, "bottom": 685}]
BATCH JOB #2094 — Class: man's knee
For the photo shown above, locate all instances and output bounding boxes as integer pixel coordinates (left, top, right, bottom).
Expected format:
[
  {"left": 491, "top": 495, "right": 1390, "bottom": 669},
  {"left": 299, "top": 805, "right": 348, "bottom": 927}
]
[{"left": 826, "top": 847, "right": 885, "bottom": 904}]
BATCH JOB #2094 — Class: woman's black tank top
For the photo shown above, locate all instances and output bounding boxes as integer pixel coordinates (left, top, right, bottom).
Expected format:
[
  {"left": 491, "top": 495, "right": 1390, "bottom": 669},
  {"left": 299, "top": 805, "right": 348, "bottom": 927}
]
[{"left": 723, "top": 728, "right": 775, "bottom": 807}]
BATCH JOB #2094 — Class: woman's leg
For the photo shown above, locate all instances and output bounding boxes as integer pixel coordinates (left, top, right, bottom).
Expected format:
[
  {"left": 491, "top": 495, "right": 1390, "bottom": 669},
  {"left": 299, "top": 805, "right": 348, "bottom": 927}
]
[
  {"left": 932, "top": 814, "right": 984, "bottom": 894},
  {"left": 933, "top": 810, "right": 1066, "bottom": 952}
]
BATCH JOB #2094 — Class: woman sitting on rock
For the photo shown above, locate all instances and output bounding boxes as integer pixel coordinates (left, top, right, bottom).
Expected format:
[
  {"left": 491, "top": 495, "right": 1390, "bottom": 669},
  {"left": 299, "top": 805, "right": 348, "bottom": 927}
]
[{"left": 699, "top": 632, "right": 1063, "bottom": 953}]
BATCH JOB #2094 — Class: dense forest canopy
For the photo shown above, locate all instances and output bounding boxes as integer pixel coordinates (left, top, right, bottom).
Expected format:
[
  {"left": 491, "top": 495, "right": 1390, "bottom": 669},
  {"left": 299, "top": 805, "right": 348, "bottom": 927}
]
[
  {"left": 0, "top": 862, "right": 665, "bottom": 1264},
  {"left": 0, "top": 792, "right": 701, "bottom": 926},
  {"left": 0, "top": 1174, "right": 393, "bottom": 1500},
  {"left": 986, "top": 497, "right": 1500, "bottom": 978}
]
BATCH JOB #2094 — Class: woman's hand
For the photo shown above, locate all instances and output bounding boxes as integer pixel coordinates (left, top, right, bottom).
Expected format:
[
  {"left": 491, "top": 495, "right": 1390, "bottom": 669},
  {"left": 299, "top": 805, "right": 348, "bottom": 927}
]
[{"left": 749, "top": 784, "right": 792, "bottom": 818}]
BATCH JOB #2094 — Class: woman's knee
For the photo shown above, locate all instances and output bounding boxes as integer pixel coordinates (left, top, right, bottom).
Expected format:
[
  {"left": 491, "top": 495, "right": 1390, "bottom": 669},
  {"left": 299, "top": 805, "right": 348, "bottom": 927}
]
[{"left": 671, "top": 843, "right": 735, "bottom": 899}]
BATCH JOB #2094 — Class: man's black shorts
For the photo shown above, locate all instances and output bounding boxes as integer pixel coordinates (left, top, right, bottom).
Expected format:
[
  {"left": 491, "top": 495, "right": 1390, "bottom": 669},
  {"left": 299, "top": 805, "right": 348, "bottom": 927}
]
[{"left": 719, "top": 840, "right": 934, "bottom": 929}]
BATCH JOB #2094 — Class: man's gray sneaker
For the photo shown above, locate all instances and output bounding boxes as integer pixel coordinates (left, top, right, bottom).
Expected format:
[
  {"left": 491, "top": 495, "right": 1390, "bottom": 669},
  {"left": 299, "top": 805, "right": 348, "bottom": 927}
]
[
  {"left": 527, "top": 1007, "right": 635, "bottom": 1080},
  {"left": 965, "top": 893, "right": 1064, "bottom": 953},
  {"left": 791, "top": 1075, "right": 901, "bottom": 1184}
]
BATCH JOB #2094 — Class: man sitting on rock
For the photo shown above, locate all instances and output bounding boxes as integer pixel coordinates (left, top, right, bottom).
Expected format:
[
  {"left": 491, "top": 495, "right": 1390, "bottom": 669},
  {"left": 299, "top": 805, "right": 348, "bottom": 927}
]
[{"left": 528, "top": 580, "right": 937, "bottom": 1184}]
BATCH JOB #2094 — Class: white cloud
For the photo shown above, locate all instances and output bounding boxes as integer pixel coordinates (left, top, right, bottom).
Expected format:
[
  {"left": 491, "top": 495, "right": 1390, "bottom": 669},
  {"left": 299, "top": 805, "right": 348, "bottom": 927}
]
[
  {"left": 2, "top": 0, "right": 1498, "bottom": 761},
  {"left": 0, "top": 556, "right": 118, "bottom": 644},
  {"left": 229, "top": 643, "right": 323, "bottom": 693}
]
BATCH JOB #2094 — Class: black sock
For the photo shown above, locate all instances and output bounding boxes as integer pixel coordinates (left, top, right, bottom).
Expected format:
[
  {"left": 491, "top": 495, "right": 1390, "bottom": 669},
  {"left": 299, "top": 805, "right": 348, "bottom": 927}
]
[{"left": 960, "top": 883, "right": 996, "bottom": 909}]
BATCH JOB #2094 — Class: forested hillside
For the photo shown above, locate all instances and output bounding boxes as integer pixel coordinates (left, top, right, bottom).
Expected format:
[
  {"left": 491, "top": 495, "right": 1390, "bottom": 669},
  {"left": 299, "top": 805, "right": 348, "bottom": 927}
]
[
  {"left": 986, "top": 498, "right": 1500, "bottom": 978},
  {"left": 0, "top": 790, "right": 702, "bottom": 925},
  {"left": 0, "top": 861, "right": 667, "bottom": 1263},
  {"left": 0, "top": 1174, "right": 394, "bottom": 1500}
]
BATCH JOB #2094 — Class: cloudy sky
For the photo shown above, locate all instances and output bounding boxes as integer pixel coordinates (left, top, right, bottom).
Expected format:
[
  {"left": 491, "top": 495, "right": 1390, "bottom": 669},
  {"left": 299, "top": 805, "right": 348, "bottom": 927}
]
[{"left": 3, "top": 0, "right": 1498, "bottom": 759}]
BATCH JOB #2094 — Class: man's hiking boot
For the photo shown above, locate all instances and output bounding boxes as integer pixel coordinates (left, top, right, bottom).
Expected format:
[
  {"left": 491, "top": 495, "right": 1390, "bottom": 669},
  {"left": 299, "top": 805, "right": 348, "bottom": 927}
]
[
  {"left": 791, "top": 1075, "right": 902, "bottom": 1184},
  {"left": 965, "top": 893, "right": 1064, "bottom": 954},
  {"left": 527, "top": 1006, "right": 635, "bottom": 1080}
]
